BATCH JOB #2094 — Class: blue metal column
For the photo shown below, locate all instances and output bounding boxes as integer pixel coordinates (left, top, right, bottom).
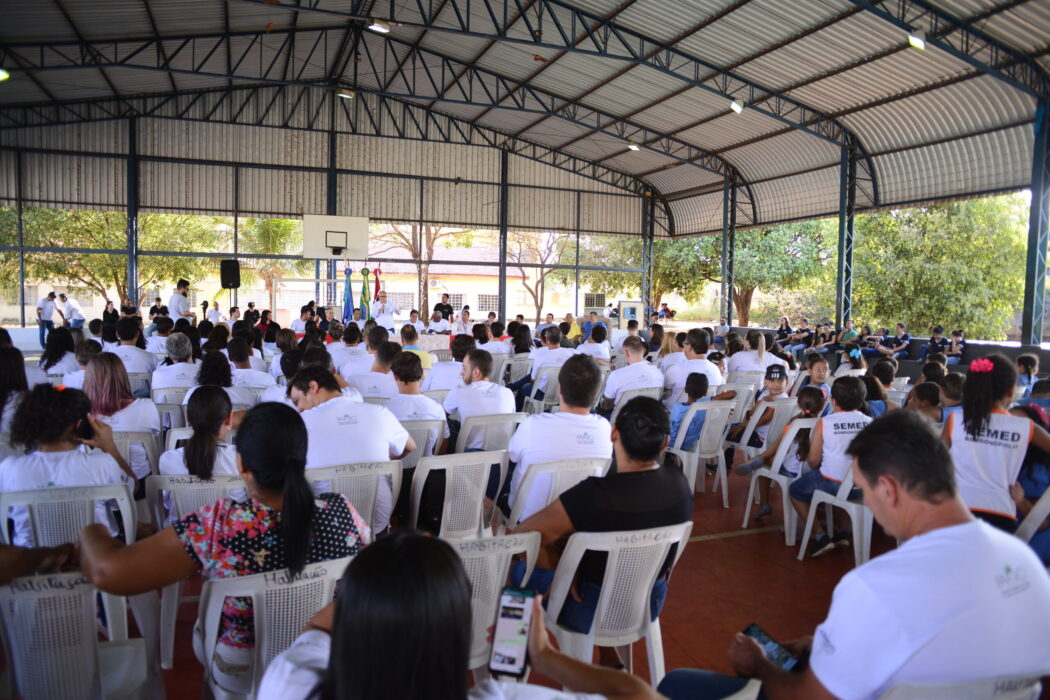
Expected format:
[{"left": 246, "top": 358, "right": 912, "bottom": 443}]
[
  {"left": 15, "top": 151, "right": 24, "bottom": 328},
  {"left": 835, "top": 144, "right": 857, "bottom": 331},
  {"left": 327, "top": 105, "right": 338, "bottom": 307},
  {"left": 640, "top": 196, "right": 655, "bottom": 321},
  {"left": 721, "top": 180, "right": 736, "bottom": 327},
  {"left": 1022, "top": 101, "right": 1050, "bottom": 346},
  {"left": 232, "top": 166, "right": 239, "bottom": 308},
  {"left": 126, "top": 117, "right": 139, "bottom": 308},
  {"left": 498, "top": 149, "right": 509, "bottom": 322}
]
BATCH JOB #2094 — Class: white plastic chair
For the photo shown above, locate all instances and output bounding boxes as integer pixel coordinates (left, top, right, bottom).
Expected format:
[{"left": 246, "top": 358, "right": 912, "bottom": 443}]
[
  {"left": 112, "top": 429, "right": 162, "bottom": 477},
  {"left": 797, "top": 470, "right": 873, "bottom": 566},
  {"left": 362, "top": 395, "right": 390, "bottom": 405},
  {"left": 454, "top": 412, "right": 526, "bottom": 454},
  {"left": 144, "top": 473, "right": 247, "bottom": 670},
  {"left": 718, "top": 382, "right": 756, "bottom": 422},
  {"left": 742, "top": 417, "right": 818, "bottom": 545},
  {"left": 194, "top": 557, "right": 351, "bottom": 698},
  {"left": 0, "top": 572, "right": 147, "bottom": 700},
  {"left": 410, "top": 450, "right": 508, "bottom": 539},
  {"left": 154, "top": 402, "right": 186, "bottom": 432},
  {"left": 502, "top": 457, "right": 612, "bottom": 531},
  {"left": 787, "top": 371, "right": 807, "bottom": 397},
  {"left": 1016, "top": 487, "right": 1050, "bottom": 543},
  {"left": 432, "top": 349, "right": 452, "bottom": 362},
  {"left": 305, "top": 461, "right": 402, "bottom": 534},
  {"left": 545, "top": 523, "right": 693, "bottom": 687},
  {"left": 724, "top": 398, "right": 797, "bottom": 461},
  {"left": 891, "top": 376, "right": 910, "bottom": 390},
  {"left": 665, "top": 403, "right": 734, "bottom": 501},
  {"left": 608, "top": 386, "right": 663, "bottom": 425},
  {"left": 164, "top": 426, "right": 194, "bottom": 451},
  {"left": 152, "top": 386, "right": 190, "bottom": 404},
  {"left": 423, "top": 389, "right": 450, "bottom": 404},
  {"left": 727, "top": 370, "right": 764, "bottom": 388},
  {"left": 503, "top": 355, "right": 534, "bottom": 386},
  {"left": 875, "top": 674, "right": 1046, "bottom": 699},
  {"left": 449, "top": 532, "right": 541, "bottom": 677},
  {"left": 400, "top": 419, "right": 446, "bottom": 470},
  {"left": 126, "top": 372, "right": 151, "bottom": 395},
  {"left": 0, "top": 483, "right": 137, "bottom": 643},
  {"left": 886, "top": 389, "right": 907, "bottom": 405},
  {"left": 523, "top": 366, "right": 561, "bottom": 414},
  {"left": 489, "top": 354, "right": 508, "bottom": 386}
]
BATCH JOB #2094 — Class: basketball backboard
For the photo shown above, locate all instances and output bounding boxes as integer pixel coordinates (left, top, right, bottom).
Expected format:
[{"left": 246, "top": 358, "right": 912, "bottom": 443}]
[{"left": 303, "top": 215, "right": 369, "bottom": 259}]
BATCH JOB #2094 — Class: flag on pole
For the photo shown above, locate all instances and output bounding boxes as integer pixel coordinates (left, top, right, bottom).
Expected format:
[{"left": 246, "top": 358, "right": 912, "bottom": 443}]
[
  {"left": 341, "top": 268, "right": 354, "bottom": 324},
  {"left": 373, "top": 265, "right": 382, "bottom": 303},
  {"left": 359, "top": 268, "right": 371, "bottom": 320}
]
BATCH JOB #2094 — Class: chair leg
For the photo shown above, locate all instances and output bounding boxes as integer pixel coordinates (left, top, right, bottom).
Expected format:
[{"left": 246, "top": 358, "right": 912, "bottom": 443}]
[
  {"left": 781, "top": 483, "right": 796, "bottom": 547},
  {"left": 742, "top": 474, "right": 760, "bottom": 526},
  {"left": 797, "top": 499, "right": 819, "bottom": 561},
  {"left": 860, "top": 507, "right": 874, "bottom": 564},
  {"left": 616, "top": 644, "right": 633, "bottom": 674},
  {"left": 160, "top": 581, "right": 182, "bottom": 669},
  {"left": 694, "top": 455, "right": 706, "bottom": 494},
  {"left": 718, "top": 453, "right": 729, "bottom": 508},
  {"left": 646, "top": 619, "right": 666, "bottom": 686},
  {"left": 102, "top": 593, "right": 129, "bottom": 641},
  {"left": 824, "top": 502, "right": 834, "bottom": 536}
]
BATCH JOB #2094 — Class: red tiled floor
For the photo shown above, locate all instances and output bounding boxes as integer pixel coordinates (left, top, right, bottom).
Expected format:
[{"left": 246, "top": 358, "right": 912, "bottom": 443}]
[{"left": 161, "top": 471, "right": 891, "bottom": 697}]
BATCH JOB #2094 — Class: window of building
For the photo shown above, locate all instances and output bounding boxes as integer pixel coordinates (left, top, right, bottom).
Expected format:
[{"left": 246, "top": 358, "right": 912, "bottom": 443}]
[
  {"left": 477, "top": 294, "right": 499, "bottom": 315},
  {"left": 448, "top": 293, "right": 465, "bottom": 310},
  {"left": 584, "top": 293, "right": 606, "bottom": 309},
  {"left": 388, "top": 292, "right": 415, "bottom": 310}
]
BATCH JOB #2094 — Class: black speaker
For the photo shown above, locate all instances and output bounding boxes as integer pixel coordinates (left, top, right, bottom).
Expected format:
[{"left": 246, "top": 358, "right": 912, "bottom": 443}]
[{"left": 220, "top": 259, "right": 240, "bottom": 289}]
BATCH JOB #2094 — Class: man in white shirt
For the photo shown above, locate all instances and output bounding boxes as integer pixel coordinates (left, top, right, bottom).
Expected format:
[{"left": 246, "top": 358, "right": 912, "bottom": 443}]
[
  {"left": 386, "top": 352, "right": 449, "bottom": 455},
  {"left": 453, "top": 309, "right": 473, "bottom": 335},
  {"left": 421, "top": 334, "right": 474, "bottom": 392},
  {"left": 338, "top": 326, "right": 388, "bottom": 380},
  {"left": 168, "top": 279, "right": 194, "bottom": 325},
  {"left": 614, "top": 319, "right": 642, "bottom": 350},
  {"left": 714, "top": 317, "right": 730, "bottom": 345},
  {"left": 228, "top": 306, "right": 240, "bottom": 324},
  {"left": 111, "top": 317, "right": 157, "bottom": 376},
  {"left": 600, "top": 335, "right": 664, "bottom": 414},
  {"left": 371, "top": 291, "right": 400, "bottom": 332},
  {"left": 151, "top": 332, "right": 198, "bottom": 401},
  {"left": 288, "top": 365, "right": 415, "bottom": 533},
  {"left": 444, "top": 349, "right": 516, "bottom": 451},
  {"left": 62, "top": 339, "right": 101, "bottom": 390},
  {"left": 427, "top": 310, "right": 452, "bottom": 335},
  {"left": 206, "top": 301, "right": 226, "bottom": 324},
  {"left": 328, "top": 323, "right": 367, "bottom": 370},
  {"left": 679, "top": 410, "right": 1050, "bottom": 700},
  {"left": 663, "top": 329, "right": 722, "bottom": 408},
  {"left": 346, "top": 341, "right": 399, "bottom": 400},
  {"left": 505, "top": 355, "right": 612, "bottom": 522},
  {"left": 535, "top": 313, "right": 556, "bottom": 338},
  {"left": 145, "top": 317, "right": 174, "bottom": 353},
  {"left": 347, "top": 308, "right": 365, "bottom": 329},
  {"left": 36, "top": 291, "right": 61, "bottom": 349},
  {"left": 574, "top": 324, "right": 611, "bottom": 365},
  {"left": 405, "top": 309, "right": 426, "bottom": 335},
  {"left": 476, "top": 322, "right": 509, "bottom": 355},
  {"left": 290, "top": 305, "right": 312, "bottom": 334},
  {"left": 228, "top": 338, "right": 277, "bottom": 389},
  {"left": 58, "top": 293, "right": 85, "bottom": 329},
  {"left": 510, "top": 326, "right": 575, "bottom": 410}
]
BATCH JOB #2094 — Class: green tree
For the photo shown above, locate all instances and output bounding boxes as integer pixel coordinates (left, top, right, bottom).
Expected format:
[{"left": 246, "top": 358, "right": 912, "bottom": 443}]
[
  {"left": 507, "top": 230, "right": 575, "bottom": 322},
  {"left": 237, "top": 217, "right": 315, "bottom": 313},
  {"left": 369, "top": 223, "right": 474, "bottom": 315}
]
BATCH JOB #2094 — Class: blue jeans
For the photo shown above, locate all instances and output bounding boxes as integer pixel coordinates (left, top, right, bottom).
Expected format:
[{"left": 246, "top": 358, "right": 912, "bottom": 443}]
[
  {"left": 787, "top": 343, "right": 807, "bottom": 360},
  {"left": 38, "top": 320, "right": 53, "bottom": 348},
  {"left": 946, "top": 356, "right": 960, "bottom": 365},
  {"left": 69, "top": 319, "right": 84, "bottom": 329},
  {"left": 657, "top": 669, "right": 768, "bottom": 700}
]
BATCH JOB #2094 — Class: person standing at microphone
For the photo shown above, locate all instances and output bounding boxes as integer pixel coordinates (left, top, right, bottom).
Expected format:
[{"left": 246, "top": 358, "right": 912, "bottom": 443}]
[{"left": 372, "top": 290, "right": 400, "bottom": 334}]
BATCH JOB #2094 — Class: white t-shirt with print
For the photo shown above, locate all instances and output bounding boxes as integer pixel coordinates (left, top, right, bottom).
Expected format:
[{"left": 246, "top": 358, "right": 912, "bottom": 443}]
[
  {"left": 328, "top": 344, "right": 366, "bottom": 371},
  {"left": 421, "top": 361, "right": 463, "bottom": 392},
  {"left": 110, "top": 345, "right": 158, "bottom": 374},
  {"left": 427, "top": 318, "right": 452, "bottom": 334},
  {"left": 299, "top": 397, "right": 409, "bottom": 532},
  {"left": 663, "top": 358, "right": 723, "bottom": 409},
  {"left": 232, "top": 368, "right": 277, "bottom": 389},
  {"left": 145, "top": 335, "right": 169, "bottom": 354},
  {"left": 948, "top": 409, "right": 1034, "bottom": 518},
  {"left": 168, "top": 292, "right": 190, "bottom": 319},
  {"left": 530, "top": 347, "right": 575, "bottom": 393},
  {"left": 751, "top": 389, "right": 790, "bottom": 441},
  {"left": 151, "top": 361, "right": 199, "bottom": 395},
  {"left": 818, "top": 409, "right": 873, "bottom": 481},
  {"left": 574, "top": 342, "right": 611, "bottom": 362},
  {"left": 603, "top": 361, "right": 664, "bottom": 404},
  {"left": 809, "top": 521, "right": 1050, "bottom": 700},
  {"left": 347, "top": 372, "right": 398, "bottom": 400},
  {"left": 443, "top": 381, "right": 516, "bottom": 450},
  {"left": 337, "top": 352, "right": 376, "bottom": 380},
  {"left": 59, "top": 369, "right": 84, "bottom": 390},
  {"left": 508, "top": 412, "right": 613, "bottom": 522},
  {"left": 385, "top": 393, "right": 450, "bottom": 455},
  {"left": 96, "top": 398, "right": 162, "bottom": 479}
]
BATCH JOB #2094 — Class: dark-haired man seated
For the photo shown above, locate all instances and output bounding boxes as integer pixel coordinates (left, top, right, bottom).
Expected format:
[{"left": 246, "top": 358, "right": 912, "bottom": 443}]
[{"left": 657, "top": 410, "right": 1050, "bottom": 699}]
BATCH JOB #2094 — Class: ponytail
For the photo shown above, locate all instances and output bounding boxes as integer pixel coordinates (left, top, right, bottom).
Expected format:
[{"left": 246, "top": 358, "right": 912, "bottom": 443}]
[
  {"left": 183, "top": 385, "right": 232, "bottom": 480},
  {"left": 962, "top": 354, "right": 1016, "bottom": 440},
  {"left": 746, "top": 330, "right": 765, "bottom": 361},
  {"left": 235, "top": 403, "right": 314, "bottom": 576}
]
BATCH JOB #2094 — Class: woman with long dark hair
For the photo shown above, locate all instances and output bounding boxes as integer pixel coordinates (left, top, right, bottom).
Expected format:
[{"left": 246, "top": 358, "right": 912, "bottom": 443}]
[
  {"left": 0, "top": 347, "right": 29, "bottom": 434},
  {"left": 79, "top": 402, "right": 370, "bottom": 694},
  {"left": 102, "top": 300, "right": 119, "bottom": 325},
  {"left": 38, "top": 326, "right": 79, "bottom": 375},
  {"left": 185, "top": 351, "right": 258, "bottom": 407}
]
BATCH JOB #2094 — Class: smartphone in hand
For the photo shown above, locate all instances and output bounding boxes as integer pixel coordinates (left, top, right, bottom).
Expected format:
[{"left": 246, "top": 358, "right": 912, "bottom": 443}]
[
  {"left": 742, "top": 623, "right": 798, "bottom": 671},
  {"left": 489, "top": 587, "right": 536, "bottom": 678}
]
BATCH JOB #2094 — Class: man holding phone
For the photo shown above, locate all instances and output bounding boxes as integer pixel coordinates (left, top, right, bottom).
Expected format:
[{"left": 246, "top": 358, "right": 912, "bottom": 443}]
[{"left": 657, "top": 410, "right": 1050, "bottom": 699}]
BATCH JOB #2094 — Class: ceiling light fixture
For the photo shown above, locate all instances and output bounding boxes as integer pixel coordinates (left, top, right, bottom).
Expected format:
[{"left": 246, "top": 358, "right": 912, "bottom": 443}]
[
  {"left": 730, "top": 99, "right": 744, "bottom": 114},
  {"left": 0, "top": 68, "right": 9, "bottom": 82},
  {"left": 626, "top": 141, "right": 641, "bottom": 151},
  {"left": 368, "top": 18, "right": 391, "bottom": 33},
  {"left": 338, "top": 89, "right": 356, "bottom": 99},
  {"left": 908, "top": 30, "right": 926, "bottom": 50}
]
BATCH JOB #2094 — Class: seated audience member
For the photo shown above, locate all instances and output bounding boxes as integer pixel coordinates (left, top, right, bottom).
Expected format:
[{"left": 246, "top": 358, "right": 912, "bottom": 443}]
[
  {"left": 663, "top": 329, "right": 723, "bottom": 410},
  {"left": 427, "top": 310, "right": 452, "bottom": 335},
  {"left": 228, "top": 338, "right": 276, "bottom": 389},
  {"left": 185, "top": 351, "right": 259, "bottom": 408},
  {"left": 443, "top": 349, "right": 515, "bottom": 451},
  {"left": 557, "top": 322, "right": 577, "bottom": 349},
  {"left": 784, "top": 318, "right": 814, "bottom": 361},
  {"left": 658, "top": 332, "right": 686, "bottom": 371},
  {"left": 535, "top": 313, "right": 556, "bottom": 338},
  {"left": 269, "top": 328, "right": 299, "bottom": 379},
  {"left": 773, "top": 316, "right": 792, "bottom": 348},
  {"left": 510, "top": 324, "right": 534, "bottom": 355},
  {"left": 145, "top": 316, "right": 174, "bottom": 354},
  {"left": 1017, "top": 353, "right": 1039, "bottom": 399},
  {"left": 101, "top": 322, "right": 120, "bottom": 352},
  {"left": 259, "top": 531, "right": 662, "bottom": 700},
  {"left": 84, "top": 353, "right": 161, "bottom": 481},
  {"left": 347, "top": 341, "right": 400, "bottom": 400},
  {"left": 328, "top": 323, "right": 366, "bottom": 370},
  {"left": 231, "top": 329, "right": 267, "bottom": 372},
  {"left": 39, "top": 326, "right": 79, "bottom": 376},
  {"left": 862, "top": 374, "right": 898, "bottom": 417},
  {"left": 939, "top": 371, "right": 964, "bottom": 421},
  {"left": 259, "top": 351, "right": 302, "bottom": 407},
  {"left": 659, "top": 410, "right": 1050, "bottom": 700},
  {"left": 726, "top": 330, "right": 787, "bottom": 375},
  {"left": 111, "top": 317, "right": 157, "bottom": 375},
  {"left": 648, "top": 323, "right": 665, "bottom": 354},
  {"left": 789, "top": 376, "right": 871, "bottom": 557},
  {"left": 338, "top": 326, "right": 388, "bottom": 380},
  {"left": 202, "top": 325, "right": 230, "bottom": 354},
  {"left": 512, "top": 395, "right": 692, "bottom": 668},
  {"left": 476, "top": 322, "right": 509, "bottom": 355},
  {"left": 580, "top": 311, "right": 604, "bottom": 342},
  {"left": 727, "top": 365, "right": 790, "bottom": 448},
  {"left": 767, "top": 333, "right": 798, "bottom": 371},
  {"left": 0, "top": 384, "right": 132, "bottom": 547},
  {"left": 706, "top": 351, "right": 727, "bottom": 377},
  {"left": 62, "top": 340, "right": 101, "bottom": 390},
  {"left": 832, "top": 347, "right": 866, "bottom": 377},
  {"left": 869, "top": 358, "right": 897, "bottom": 396},
  {"left": 713, "top": 317, "right": 730, "bottom": 344},
  {"left": 1012, "top": 404, "right": 1050, "bottom": 563},
  {"left": 404, "top": 309, "right": 426, "bottom": 334},
  {"left": 927, "top": 351, "right": 948, "bottom": 368},
  {"left": 0, "top": 347, "right": 29, "bottom": 434},
  {"left": 510, "top": 326, "right": 575, "bottom": 410},
  {"left": 150, "top": 332, "right": 198, "bottom": 401},
  {"left": 158, "top": 385, "right": 242, "bottom": 524},
  {"left": 803, "top": 322, "right": 836, "bottom": 357},
  {"left": 79, "top": 403, "right": 370, "bottom": 694},
  {"left": 505, "top": 355, "right": 613, "bottom": 522},
  {"left": 288, "top": 366, "right": 414, "bottom": 534},
  {"left": 946, "top": 328, "right": 966, "bottom": 365},
  {"left": 400, "top": 323, "right": 434, "bottom": 371},
  {"left": 669, "top": 373, "right": 734, "bottom": 453},
  {"left": 422, "top": 334, "right": 474, "bottom": 393},
  {"left": 386, "top": 352, "right": 449, "bottom": 456},
  {"left": 600, "top": 336, "right": 664, "bottom": 415},
  {"left": 614, "top": 319, "right": 642, "bottom": 350},
  {"left": 574, "top": 323, "right": 611, "bottom": 365},
  {"left": 878, "top": 322, "right": 911, "bottom": 359},
  {"left": 453, "top": 309, "right": 473, "bottom": 336},
  {"left": 1024, "top": 378, "right": 1050, "bottom": 412},
  {"left": 797, "top": 355, "right": 831, "bottom": 400},
  {"left": 907, "top": 382, "right": 943, "bottom": 423},
  {"left": 563, "top": 313, "right": 583, "bottom": 343},
  {"left": 87, "top": 318, "right": 104, "bottom": 348},
  {"left": 290, "top": 305, "right": 312, "bottom": 334},
  {"left": 920, "top": 324, "right": 951, "bottom": 360},
  {"left": 944, "top": 354, "right": 1050, "bottom": 532}
]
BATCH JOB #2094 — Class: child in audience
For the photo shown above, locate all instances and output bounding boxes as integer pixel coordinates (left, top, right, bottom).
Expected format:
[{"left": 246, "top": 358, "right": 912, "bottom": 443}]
[
  {"left": 1024, "top": 378, "right": 1050, "bottom": 412},
  {"left": 946, "top": 328, "right": 966, "bottom": 365},
  {"left": 706, "top": 351, "right": 727, "bottom": 377},
  {"left": 943, "top": 353, "right": 1050, "bottom": 532},
  {"left": 1017, "top": 353, "right": 1039, "bottom": 398},
  {"left": 907, "top": 382, "right": 943, "bottom": 423},
  {"left": 927, "top": 351, "right": 949, "bottom": 368},
  {"left": 798, "top": 355, "right": 831, "bottom": 400},
  {"left": 734, "top": 386, "right": 826, "bottom": 521},
  {"left": 727, "top": 364, "right": 790, "bottom": 448},
  {"left": 832, "top": 347, "right": 866, "bottom": 377},
  {"left": 920, "top": 325, "right": 951, "bottom": 360},
  {"left": 862, "top": 375, "right": 897, "bottom": 417},
  {"left": 939, "top": 372, "right": 964, "bottom": 421},
  {"left": 869, "top": 359, "right": 897, "bottom": 395},
  {"left": 669, "top": 373, "right": 735, "bottom": 452},
  {"left": 1011, "top": 404, "right": 1050, "bottom": 563}
]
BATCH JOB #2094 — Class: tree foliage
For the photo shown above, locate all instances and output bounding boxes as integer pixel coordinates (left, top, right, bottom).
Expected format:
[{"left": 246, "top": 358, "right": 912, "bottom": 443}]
[
  {"left": 237, "top": 217, "right": 315, "bottom": 313},
  {"left": 369, "top": 223, "right": 474, "bottom": 314},
  {"left": 507, "top": 230, "right": 575, "bottom": 322}
]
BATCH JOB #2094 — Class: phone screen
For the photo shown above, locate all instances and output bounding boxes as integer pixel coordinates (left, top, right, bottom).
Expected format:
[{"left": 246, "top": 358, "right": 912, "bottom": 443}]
[
  {"left": 489, "top": 587, "right": 536, "bottom": 677},
  {"left": 743, "top": 623, "right": 797, "bottom": 671}
]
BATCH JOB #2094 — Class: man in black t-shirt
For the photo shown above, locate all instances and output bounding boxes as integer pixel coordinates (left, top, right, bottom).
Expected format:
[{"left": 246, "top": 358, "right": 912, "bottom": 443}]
[
  {"left": 243, "top": 301, "right": 260, "bottom": 327},
  {"left": 513, "top": 395, "right": 693, "bottom": 667},
  {"left": 144, "top": 296, "right": 169, "bottom": 338},
  {"left": 433, "top": 292, "right": 454, "bottom": 321}
]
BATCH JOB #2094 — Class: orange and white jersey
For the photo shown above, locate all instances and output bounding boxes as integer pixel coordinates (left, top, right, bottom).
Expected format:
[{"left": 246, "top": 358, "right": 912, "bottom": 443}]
[{"left": 947, "top": 409, "right": 1033, "bottom": 519}]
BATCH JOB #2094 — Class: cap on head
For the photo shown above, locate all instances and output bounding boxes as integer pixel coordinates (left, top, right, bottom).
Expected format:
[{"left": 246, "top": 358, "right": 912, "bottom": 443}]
[{"left": 765, "top": 364, "right": 787, "bottom": 381}]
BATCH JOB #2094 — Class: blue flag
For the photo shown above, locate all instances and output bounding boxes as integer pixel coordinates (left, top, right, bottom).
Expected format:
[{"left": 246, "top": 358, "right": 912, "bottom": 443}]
[{"left": 342, "top": 268, "right": 354, "bottom": 324}]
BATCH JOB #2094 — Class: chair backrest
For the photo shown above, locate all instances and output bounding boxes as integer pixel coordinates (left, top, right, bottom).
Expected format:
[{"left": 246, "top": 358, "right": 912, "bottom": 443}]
[
  {"left": 112, "top": 430, "right": 162, "bottom": 477},
  {"left": 454, "top": 412, "right": 526, "bottom": 454},
  {"left": 410, "top": 451, "right": 508, "bottom": 540},
  {"left": 305, "top": 462, "right": 402, "bottom": 534},
  {"left": 718, "top": 383, "right": 756, "bottom": 421},
  {"left": 432, "top": 349, "right": 452, "bottom": 362},
  {"left": 231, "top": 402, "right": 252, "bottom": 413},
  {"left": 0, "top": 433, "right": 24, "bottom": 461},
  {"left": 504, "top": 355, "right": 534, "bottom": 385},
  {"left": 762, "top": 398, "right": 799, "bottom": 446},
  {"left": 164, "top": 426, "right": 194, "bottom": 452},
  {"left": 609, "top": 386, "right": 663, "bottom": 424},
  {"left": 671, "top": 402, "right": 735, "bottom": 454},
  {"left": 144, "top": 473, "right": 246, "bottom": 528},
  {"left": 151, "top": 386, "right": 190, "bottom": 404},
  {"left": 154, "top": 402, "right": 187, "bottom": 431},
  {"left": 787, "top": 371, "right": 808, "bottom": 397},
  {"left": 0, "top": 573, "right": 105, "bottom": 700},
  {"left": 1016, "top": 487, "right": 1050, "bottom": 543},
  {"left": 126, "top": 372, "right": 151, "bottom": 394},
  {"left": 876, "top": 674, "right": 1045, "bottom": 700},
  {"left": 727, "top": 397, "right": 796, "bottom": 449},
  {"left": 768, "top": 417, "right": 819, "bottom": 474},
  {"left": 489, "top": 354, "right": 508, "bottom": 385},
  {"left": 0, "top": 483, "right": 136, "bottom": 547},
  {"left": 727, "top": 370, "right": 765, "bottom": 388},
  {"left": 197, "top": 557, "right": 351, "bottom": 695},
  {"left": 891, "top": 376, "right": 910, "bottom": 390},
  {"left": 400, "top": 419, "right": 445, "bottom": 470},
  {"left": 422, "top": 389, "right": 450, "bottom": 404},
  {"left": 530, "top": 366, "right": 561, "bottom": 404},
  {"left": 362, "top": 396, "right": 389, "bottom": 405},
  {"left": 507, "top": 458, "right": 611, "bottom": 527},
  {"left": 545, "top": 523, "right": 693, "bottom": 646},
  {"left": 450, "top": 532, "right": 541, "bottom": 670},
  {"left": 886, "top": 389, "right": 907, "bottom": 405}
]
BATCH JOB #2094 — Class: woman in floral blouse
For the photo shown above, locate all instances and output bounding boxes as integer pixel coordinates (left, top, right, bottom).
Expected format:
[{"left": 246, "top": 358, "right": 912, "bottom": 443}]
[{"left": 79, "top": 401, "right": 370, "bottom": 693}]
